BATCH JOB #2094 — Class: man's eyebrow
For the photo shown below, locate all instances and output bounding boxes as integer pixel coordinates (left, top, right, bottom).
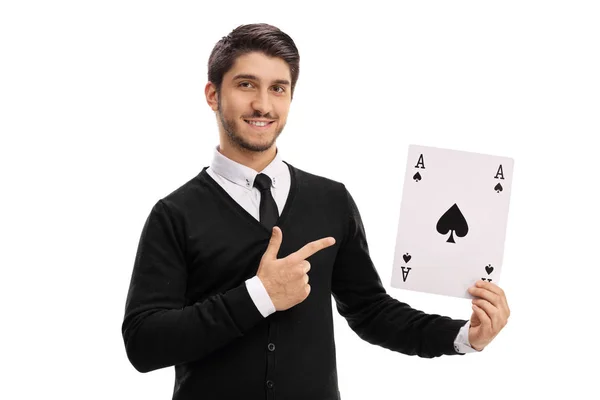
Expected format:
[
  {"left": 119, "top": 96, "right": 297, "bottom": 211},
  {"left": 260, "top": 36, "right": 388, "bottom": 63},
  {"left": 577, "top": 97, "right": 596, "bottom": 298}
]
[
  {"left": 273, "top": 79, "right": 291, "bottom": 86},
  {"left": 232, "top": 74, "right": 290, "bottom": 86}
]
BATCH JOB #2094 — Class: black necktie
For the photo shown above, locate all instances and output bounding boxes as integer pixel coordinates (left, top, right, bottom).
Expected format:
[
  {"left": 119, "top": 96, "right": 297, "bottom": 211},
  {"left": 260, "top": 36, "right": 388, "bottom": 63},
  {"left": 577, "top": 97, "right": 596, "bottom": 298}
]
[{"left": 253, "top": 173, "right": 279, "bottom": 230}]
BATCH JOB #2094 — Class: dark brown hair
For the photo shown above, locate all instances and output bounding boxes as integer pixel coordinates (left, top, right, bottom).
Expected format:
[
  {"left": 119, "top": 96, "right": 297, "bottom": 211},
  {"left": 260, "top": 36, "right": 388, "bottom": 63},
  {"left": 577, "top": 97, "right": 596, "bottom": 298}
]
[{"left": 208, "top": 23, "right": 300, "bottom": 98}]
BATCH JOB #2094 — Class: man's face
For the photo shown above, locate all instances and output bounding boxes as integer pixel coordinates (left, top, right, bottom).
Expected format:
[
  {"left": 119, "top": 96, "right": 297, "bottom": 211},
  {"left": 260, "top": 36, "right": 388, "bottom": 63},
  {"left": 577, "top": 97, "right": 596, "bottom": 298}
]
[{"left": 216, "top": 52, "right": 292, "bottom": 153}]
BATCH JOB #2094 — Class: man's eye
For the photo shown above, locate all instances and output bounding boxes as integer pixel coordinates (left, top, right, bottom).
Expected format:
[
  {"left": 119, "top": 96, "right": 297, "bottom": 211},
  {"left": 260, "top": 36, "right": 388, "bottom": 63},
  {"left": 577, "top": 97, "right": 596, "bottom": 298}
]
[
  {"left": 239, "top": 82, "right": 253, "bottom": 88},
  {"left": 273, "top": 86, "right": 285, "bottom": 93}
]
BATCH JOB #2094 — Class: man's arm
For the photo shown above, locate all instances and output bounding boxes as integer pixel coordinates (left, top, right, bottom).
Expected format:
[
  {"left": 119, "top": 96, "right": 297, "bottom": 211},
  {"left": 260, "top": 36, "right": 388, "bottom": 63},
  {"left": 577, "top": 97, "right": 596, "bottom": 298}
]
[
  {"left": 121, "top": 200, "right": 265, "bottom": 373},
  {"left": 331, "top": 187, "right": 468, "bottom": 358}
]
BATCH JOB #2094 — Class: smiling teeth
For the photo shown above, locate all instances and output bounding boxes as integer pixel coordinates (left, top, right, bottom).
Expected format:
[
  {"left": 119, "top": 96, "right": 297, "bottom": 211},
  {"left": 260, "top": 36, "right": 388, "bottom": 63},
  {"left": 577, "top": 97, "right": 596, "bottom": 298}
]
[{"left": 247, "top": 120, "right": 269, "bottom": 126}]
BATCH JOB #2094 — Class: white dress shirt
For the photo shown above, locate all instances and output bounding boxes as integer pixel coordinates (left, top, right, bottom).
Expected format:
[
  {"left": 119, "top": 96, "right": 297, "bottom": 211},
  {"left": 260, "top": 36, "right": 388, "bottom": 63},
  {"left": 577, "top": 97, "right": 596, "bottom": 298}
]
[{"left": 205, "top": 144, "right": 477, "bottom": 353}]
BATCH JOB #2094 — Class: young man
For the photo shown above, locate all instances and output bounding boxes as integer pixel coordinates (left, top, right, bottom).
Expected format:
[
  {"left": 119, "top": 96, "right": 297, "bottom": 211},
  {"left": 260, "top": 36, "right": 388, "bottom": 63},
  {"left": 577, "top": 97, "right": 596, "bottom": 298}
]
[{"left": 122, "top": 23, "right": 510, "bottom": 399}]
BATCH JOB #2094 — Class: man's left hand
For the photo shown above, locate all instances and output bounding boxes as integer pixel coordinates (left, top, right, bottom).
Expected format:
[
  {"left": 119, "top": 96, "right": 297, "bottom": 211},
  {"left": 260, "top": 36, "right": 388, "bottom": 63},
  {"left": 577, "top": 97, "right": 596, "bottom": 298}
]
[{"left": 467, "top": 280, "right": 511, "bottom": 351}]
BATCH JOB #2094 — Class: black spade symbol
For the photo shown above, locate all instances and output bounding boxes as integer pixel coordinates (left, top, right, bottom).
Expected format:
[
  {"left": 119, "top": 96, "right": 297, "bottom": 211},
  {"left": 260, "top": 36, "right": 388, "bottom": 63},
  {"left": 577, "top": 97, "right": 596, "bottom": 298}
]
[
  {"left": 436, "top": 203, "right": 469, "bottom": 243},
  {"left": 403, "top": 253, "right": 411, "bottom": 263},
  {"left": 485, "top": 265, "right": 494, "bottom": 275},
  {"left": 413, "top": 172, "right": 422, "bottom": 182},
  {"left": 494, "top": 183, "right": 503, "bottom": 193}
]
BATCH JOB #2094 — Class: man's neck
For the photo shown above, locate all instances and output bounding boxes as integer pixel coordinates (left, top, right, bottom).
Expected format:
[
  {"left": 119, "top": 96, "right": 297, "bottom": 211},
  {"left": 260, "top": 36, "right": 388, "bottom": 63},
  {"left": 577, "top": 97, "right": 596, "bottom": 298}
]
[{"left": 217, "top": 143, "right": 277, "bottom": 173}]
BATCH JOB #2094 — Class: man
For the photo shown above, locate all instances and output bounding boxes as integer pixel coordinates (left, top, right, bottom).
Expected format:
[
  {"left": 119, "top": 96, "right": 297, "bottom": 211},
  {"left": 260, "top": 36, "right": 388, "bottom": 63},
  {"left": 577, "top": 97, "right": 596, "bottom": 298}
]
[{"left": 122, "top": 23, "right": 510, "bottom": 399}]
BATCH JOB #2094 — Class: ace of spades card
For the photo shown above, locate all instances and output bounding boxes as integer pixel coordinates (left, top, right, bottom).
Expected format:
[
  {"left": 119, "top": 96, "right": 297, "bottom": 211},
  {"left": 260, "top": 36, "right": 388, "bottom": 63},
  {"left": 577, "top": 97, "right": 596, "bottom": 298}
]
[{"left": 391, "top": 144, "right": 514, "bottom": 299}]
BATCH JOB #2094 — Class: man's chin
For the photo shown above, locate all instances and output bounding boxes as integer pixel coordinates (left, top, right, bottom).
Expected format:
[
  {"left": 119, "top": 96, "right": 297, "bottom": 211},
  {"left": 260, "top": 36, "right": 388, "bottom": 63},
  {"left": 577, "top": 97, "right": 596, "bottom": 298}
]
[
  {"left": 222, "top": 119, "right": 284, "bottom": 153},
  {"left": 241, "top": 126, "right": 282, "bottom": 145},
  {"left": 233, "top": 134, "right": 276, "bottom": 153}
]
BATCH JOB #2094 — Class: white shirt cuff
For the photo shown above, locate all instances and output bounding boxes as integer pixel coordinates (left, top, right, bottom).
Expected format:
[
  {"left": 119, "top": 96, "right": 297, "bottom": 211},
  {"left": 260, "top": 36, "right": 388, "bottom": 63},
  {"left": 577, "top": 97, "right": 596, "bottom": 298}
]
[
  {"left": 245, "top": 276, "right": 276, "bottom": 318},
  {"left": 453, "top": 320, "right": 480, "bottom": 354}
]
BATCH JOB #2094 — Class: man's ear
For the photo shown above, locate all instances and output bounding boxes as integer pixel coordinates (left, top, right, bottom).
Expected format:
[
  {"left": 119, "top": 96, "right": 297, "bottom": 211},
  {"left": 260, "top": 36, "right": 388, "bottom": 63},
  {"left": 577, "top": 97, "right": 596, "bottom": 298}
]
[{"left": 205, "top": 82, "right": 219, "bottom": 111}]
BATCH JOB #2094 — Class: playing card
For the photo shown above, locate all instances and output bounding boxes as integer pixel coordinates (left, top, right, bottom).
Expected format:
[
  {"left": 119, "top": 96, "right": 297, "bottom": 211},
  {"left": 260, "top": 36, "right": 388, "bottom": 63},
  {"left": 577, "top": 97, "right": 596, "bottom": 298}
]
[{"left": 390, "top": 144, "right": 514, "bottom": 299}]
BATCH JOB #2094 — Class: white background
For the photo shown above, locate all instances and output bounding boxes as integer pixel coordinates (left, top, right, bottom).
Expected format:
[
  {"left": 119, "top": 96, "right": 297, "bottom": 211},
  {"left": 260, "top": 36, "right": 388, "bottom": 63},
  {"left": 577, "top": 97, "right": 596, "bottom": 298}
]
[{"left": 1, "top": 1, "right": 598, "bottom": 399}]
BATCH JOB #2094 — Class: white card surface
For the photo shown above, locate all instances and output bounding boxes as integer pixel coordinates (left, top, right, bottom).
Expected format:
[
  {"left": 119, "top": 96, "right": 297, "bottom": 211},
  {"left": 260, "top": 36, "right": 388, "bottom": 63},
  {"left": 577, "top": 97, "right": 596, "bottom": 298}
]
[{"left": 391, "top": 144, "right": 514, "bottom": 299}]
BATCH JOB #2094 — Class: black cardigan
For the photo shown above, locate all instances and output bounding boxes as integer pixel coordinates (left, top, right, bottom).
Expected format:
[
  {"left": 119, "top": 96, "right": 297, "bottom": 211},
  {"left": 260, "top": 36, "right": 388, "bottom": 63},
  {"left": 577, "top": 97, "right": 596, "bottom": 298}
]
[{"left": 122, "top": 161, "right": 467, "bottom": 400}]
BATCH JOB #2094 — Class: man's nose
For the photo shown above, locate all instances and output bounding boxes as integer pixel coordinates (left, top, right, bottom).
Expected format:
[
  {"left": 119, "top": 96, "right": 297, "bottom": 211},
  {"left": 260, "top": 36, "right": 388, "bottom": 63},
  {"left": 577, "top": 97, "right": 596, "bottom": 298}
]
[{"left": 251, "top": 89, "right": 272, "bottom": 116}]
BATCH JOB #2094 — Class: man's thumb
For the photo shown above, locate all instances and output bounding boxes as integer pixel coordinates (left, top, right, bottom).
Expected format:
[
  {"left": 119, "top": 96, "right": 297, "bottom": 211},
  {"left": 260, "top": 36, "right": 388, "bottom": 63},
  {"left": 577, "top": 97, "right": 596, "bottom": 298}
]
[{"left": 263, "top": 226, "right": 282, "bottom": 260}]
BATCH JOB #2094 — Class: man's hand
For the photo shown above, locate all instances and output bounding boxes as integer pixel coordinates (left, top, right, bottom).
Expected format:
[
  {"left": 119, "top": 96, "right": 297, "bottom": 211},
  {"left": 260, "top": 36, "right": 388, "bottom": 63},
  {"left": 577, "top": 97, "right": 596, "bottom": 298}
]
[
  {"left": 257, "top": 226, "right": 336, "bottom": 311},
  {"left": 467, "top": 280, "right": 511, "bottom": 351}
]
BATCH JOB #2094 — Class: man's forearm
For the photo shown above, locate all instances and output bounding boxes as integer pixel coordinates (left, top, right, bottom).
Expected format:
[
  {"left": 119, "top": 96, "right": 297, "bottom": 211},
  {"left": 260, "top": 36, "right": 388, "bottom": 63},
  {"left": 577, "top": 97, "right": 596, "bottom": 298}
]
[{"left": 123, "top": 282, "right": 264, "bottom": 372}]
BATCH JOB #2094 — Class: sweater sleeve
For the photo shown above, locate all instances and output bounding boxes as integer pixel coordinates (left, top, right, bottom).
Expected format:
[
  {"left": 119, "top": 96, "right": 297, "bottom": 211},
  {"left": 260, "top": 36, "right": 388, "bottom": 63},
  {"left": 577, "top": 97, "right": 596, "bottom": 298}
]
[
  {"left": 121, "top": 200, "right": 265, "bottom": 373},
  {"left": 331, "top": 187, "right": 468, "bottom": 358}
]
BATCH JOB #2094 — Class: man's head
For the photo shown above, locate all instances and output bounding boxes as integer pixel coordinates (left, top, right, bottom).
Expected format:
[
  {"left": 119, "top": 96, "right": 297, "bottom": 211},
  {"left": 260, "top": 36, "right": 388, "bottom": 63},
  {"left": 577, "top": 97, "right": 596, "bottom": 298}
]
[{"left": 205, "top": 24, "right": 300, "bottom": 155}]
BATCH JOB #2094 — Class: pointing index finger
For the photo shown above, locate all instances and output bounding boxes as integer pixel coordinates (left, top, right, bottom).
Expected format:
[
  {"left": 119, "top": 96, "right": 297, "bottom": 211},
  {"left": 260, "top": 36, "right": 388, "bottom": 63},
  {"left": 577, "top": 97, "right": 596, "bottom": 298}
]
[{"left": 294, "top": 237, "right": 336, "bottom": 261}]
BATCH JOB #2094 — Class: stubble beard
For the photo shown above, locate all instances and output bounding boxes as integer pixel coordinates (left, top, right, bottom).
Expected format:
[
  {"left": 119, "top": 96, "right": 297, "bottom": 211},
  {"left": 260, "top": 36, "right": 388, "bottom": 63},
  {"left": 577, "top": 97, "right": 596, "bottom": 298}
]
[{"left": 217, "top": 96, "right": 285, "bottom": 154}]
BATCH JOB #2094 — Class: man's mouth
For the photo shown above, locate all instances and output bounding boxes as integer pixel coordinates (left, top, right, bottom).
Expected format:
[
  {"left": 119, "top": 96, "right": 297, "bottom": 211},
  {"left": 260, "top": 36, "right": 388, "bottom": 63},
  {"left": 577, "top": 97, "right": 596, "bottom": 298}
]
[{"left": 244, "top": 119, "right": 275, "bottom": 129}]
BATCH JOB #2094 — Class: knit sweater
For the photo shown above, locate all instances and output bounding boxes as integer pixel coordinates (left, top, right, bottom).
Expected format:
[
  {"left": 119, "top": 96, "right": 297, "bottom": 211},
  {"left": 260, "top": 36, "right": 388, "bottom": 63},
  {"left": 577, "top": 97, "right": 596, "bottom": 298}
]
[{"left": 122, "top": 161, "right": 467, "bottom": 400}]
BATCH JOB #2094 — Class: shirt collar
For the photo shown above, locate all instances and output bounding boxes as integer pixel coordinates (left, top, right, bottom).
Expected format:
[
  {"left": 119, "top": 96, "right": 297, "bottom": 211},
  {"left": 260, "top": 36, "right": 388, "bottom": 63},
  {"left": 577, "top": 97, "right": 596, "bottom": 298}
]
[{"left": 209, "top": 144, "right": 286, "bottom": 190}]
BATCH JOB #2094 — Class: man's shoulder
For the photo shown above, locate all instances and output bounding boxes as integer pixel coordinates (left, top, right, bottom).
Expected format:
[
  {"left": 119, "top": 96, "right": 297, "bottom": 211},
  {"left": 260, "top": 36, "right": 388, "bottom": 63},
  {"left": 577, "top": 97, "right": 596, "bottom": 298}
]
[
  {"left": 287, "top": 161, "right": 348, "bottom": 194},
  {"left": 157, "top": 168, "right": 209, "bottom": 211}
]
